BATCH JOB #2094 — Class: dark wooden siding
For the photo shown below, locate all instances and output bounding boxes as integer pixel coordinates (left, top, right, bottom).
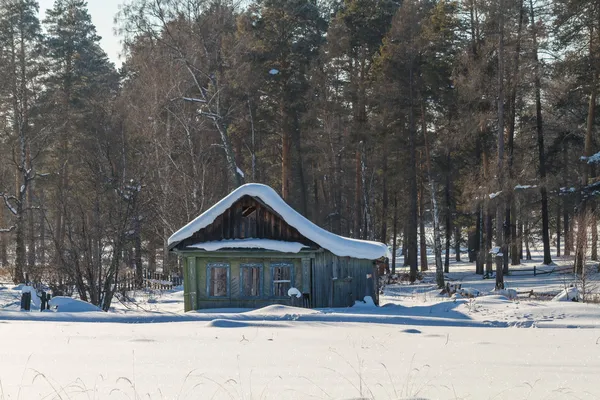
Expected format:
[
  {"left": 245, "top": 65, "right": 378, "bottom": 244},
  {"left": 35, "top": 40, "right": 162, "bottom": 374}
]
[
  {"left": 176, "top": 196, "right": 317, "bottom": 250},
  {"left": 311, "top": 251, "right": 377, "bottom": 308}
]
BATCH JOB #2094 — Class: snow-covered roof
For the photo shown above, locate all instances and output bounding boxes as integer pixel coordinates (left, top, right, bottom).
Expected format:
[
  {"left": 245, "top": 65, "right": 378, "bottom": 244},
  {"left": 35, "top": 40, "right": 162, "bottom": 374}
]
[
  {"left": 168, "top": 183, "right": 390, "bottom": 260},
  {"left": 189, "top": 239, "right": 308, "bottom": 253}
]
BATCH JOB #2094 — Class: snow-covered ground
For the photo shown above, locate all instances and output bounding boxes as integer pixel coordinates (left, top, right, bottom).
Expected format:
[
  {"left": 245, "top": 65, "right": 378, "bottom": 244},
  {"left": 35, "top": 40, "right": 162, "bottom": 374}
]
[{"left": 0, "top": 251, "right": 599, "bottom": 399}]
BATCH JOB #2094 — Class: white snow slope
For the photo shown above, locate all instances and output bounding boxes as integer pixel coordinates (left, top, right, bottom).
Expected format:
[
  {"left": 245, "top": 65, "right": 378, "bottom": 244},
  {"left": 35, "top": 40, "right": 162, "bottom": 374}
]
[
  {"left": 1, "top": 252, "right": 600, "bottom": 399},
  {"left": 168, "top": 183, "right": 390, "bottom": 260}
]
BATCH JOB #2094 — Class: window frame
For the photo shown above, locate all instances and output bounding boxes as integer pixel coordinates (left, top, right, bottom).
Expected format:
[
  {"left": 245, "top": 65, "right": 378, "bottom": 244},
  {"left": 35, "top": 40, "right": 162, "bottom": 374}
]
[
  {"left": 206, "top": 262, "right": 230, "bottom": 298},
  {"left": 239, "top": 263, "right": 263, "bottom": 298},
  {"left": 270, "top": 262, "right": 294, "bottom": 298}
]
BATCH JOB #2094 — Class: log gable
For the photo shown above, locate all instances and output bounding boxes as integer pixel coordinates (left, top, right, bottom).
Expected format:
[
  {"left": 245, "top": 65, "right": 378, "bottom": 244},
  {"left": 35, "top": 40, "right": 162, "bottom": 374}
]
[{"left": 175, "top": 195, "right": 318, "bottom": 250}]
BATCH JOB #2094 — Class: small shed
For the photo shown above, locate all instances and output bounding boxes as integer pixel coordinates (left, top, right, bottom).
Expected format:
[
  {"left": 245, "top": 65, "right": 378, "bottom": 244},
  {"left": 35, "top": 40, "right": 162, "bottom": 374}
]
[{"left": 168, "top": 184, "right": 390, "bottom": 311}]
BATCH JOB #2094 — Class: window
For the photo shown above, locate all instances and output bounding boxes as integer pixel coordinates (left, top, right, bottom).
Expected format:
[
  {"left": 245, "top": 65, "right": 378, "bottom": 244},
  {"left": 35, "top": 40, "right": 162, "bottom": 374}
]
[
  {"left": 271, "top": 262, "right": 293, "bottom": 297},
  {"left": 207, "top": 263, "right": 229, "bottom": 297},
  {"left": 240, "top": 263, "right": 262, "bottom": 297},
  {"left": 242, "top": 206, "right": 256, "bottom": 217}
]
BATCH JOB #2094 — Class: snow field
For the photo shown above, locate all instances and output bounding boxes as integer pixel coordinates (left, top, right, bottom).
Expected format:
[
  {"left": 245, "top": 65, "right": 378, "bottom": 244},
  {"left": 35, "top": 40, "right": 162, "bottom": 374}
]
[
  {"left": 1, "top": 320, "right": 600, "bottom": 399},
  {"left": 0, "top": 251, "right": 599, "bottom": 398}
]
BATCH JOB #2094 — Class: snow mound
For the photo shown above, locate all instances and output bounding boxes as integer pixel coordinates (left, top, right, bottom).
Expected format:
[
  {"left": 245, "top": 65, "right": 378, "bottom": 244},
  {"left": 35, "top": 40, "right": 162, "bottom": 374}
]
[
  {"left": 493, "top": 288, "right": 517, "bottom": 300},
  {"left": 287, "top": 287, "right": 302, "bottom": 298},
  {"left": 477, "top": 295, "right": 511, "bottom": 303},
  {"left": 552, "top": 287, "right": 579, "bottom": 302},
  {"left": 245, "top": 305, "right": 319, "bottom": 317},
  {"left": 353, "top": 296, "right": 376, "bottom": 308},
  {"left": 190, "top": 239, "right": 308, "bottom": 253},
  {"left": 206, "top": 319, "right": 252, "bottom": 328},
  {"left": 48, "top": 297, "right": 101, "bottom": 312},
  {"left": 168, "top": 183, "right": 390, "bottom": 260},
  {"left": 457, "top": 287, "right": 480, "bottom": 298},
  {"left": 206, "top": 319, "right": 287, "bottom": 328}
]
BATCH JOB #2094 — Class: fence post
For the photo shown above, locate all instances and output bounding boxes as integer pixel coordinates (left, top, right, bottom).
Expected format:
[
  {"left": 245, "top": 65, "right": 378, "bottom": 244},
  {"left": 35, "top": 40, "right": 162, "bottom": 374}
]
[
  {"left": 20, "top": 292, "right": 31, "bottom": 311},
  {"left": 534, "top": 265, "right": 536, "bottom": 276},
  {"left": 40, "top": 292, "right": 48, "bottom": 311}
]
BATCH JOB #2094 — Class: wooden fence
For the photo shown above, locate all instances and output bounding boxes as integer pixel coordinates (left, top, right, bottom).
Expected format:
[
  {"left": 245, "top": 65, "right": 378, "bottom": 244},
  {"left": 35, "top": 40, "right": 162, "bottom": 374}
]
[
  {"left": 116, "top": 269, "right": 183, "bottom": 292},
  {"left": 508, "top": 265, "right": 575, "bottom": 276}
]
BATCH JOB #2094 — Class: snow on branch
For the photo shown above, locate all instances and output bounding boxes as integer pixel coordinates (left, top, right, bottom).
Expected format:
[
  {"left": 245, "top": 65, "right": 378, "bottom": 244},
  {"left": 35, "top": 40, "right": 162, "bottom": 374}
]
[
  {"left": 514, "top": 184, "right": 538, "bottom": 190},
  {"left": 236, "top": 166, "right": 245, "bottom": 178},
  {"left": 197, "top": 111, "right": 221, "bottom": 120},
  {"left": 0, "top": 193, "right": 19, "bottom": 216},
  {"left": 581, "top": 152, "right": 600, "bottom": 164},
  {"left": 181, "top": 97, "right": 207, "bottom": 103},
  {"left": 0, "top": 226, "right": 16, "bottom": 233}
]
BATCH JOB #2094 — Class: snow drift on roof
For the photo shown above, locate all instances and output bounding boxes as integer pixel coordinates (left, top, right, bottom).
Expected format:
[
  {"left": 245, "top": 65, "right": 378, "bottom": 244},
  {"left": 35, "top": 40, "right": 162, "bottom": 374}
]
[
  {"left": 189, "top": 239, "right": 308, "bottom": 253},
  {"left": 168, "top": 183, "right": 390, "bottom": 260}
]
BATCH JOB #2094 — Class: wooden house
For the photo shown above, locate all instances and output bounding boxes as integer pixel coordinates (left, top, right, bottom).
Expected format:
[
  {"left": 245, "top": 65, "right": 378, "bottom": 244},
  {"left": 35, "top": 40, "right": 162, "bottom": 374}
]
[{"left": 168, "top": 184, "right": 390, "bottom": 311}]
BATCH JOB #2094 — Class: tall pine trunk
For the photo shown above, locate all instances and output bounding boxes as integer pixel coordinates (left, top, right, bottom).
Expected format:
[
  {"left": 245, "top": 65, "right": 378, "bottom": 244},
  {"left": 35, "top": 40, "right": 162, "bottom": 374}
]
[
  {"left": 575, "top": 24, "right": 597, "bottom": 274},
  {"left": 418, "top": 176, "right": 428, "bottom": 272},
  {"left": 507, "top": 0, "right": 524, "bottom": 269},
  {"left": 392, "top": 194, "right": 398, "bottom": 274},
  {"left": 564, "top": 201, "right": 571, "bottom": 256},
  {"left": 557, "top": 202, "right": 561, "bottom": 257},
  {"left": 407, "top": 68, "right": 419, "bottom": 282},
  {"left": 421, "top": 102, "right": 444, "bottom": 287},
  {"left": 530, "top": 0, "right": 552, "bottom": 265},
  {"left": 496, "top": 0, "right": 506, "bottom": 289},
  {"left": 444, "top": 155, "right": 451, "bottom": 273}
]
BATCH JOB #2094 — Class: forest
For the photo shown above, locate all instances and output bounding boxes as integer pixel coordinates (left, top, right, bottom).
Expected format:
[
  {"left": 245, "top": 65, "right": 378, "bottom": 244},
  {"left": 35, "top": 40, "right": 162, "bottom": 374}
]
[{"left": 0, "top": 0, "right": 597, "bottom": 309}]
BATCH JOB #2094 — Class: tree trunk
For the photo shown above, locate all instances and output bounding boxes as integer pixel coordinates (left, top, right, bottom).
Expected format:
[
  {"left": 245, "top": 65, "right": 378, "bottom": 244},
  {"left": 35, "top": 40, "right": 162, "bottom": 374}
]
[
  {"left": 575, "top": 212, "right": 587, "bottom": 274},
  {"left": 592, "top": 207, "right": 598, "bottom": 260},
  {"left": 444, "top": 152, "right": 452, "bottom": 273},
  {"left": 26, "top": 153, "right": 35, "bottom": 271},
  {"left": 134, "top": 218, "right": 143, "bottom": 288},
  {"left": 380, "top": 148, "right": 388, "bottom": 244},
  {"left": 39, "top": 188, "right": 46, "bottom": 268},
  {"left": 392, "top": 194, "right": 398, "bottom": 274},
  {"left": 486, "top": 211, "right": 493, "bottom": 274},
  {"left": 511, "top": 206, "right": 520, "bottom": 265},
  {"left": 404, "top": 51, "right": 420, "bottom": 282},
  {"left": 403, "top": 224, "right": 408, "bottom": 267},
  {"left": 14, "top": 213, "right": 25, "bottom": 283},
  {"left": 291, "top": 114, "right": 308, "bottom": 216},
  {"left": 530, "top": 0, "right": 552, "bottom": 265},
  {"left": 496, "top": 0, "right": 506, "bottom": 290},
  {"left": 361, "top": 142, "right": 372, "bottom": 238},
  {"left": 455, "top": 224, "right": 461, "bottom": 262},
  {"left": 525, "top": 219, "right": 532, "bottom": 260},
  {"left": 506, "top": 0, "right": 524, "bottom": 272},
  {"left": 163, "top": 229, "right": 171, "bottom": 275},
  {"left": 476, "top": 206, "right": 484, "bottom": 274},
  {"left": 282, "top": 129, "right": 291, "bottom": 201},
  {"left": 564, "top": 201, "right": 571, "bottom": 256},
  {"left": 0, "top": 208, "right": 7, "bottom": 267},
  {"left": 354, "top": 148, "right": 362, "bottom": 239},
  {"left": 419, "top": 181, "right": 428, "bottom": 272},
  {"left": 557, "top": 202, "right": 561, "bottom": 257},
  {"left": 575, "top": 24, "right": 597, "bottom": 273},
  {"left": 518, "top": 219, "right": 524, "bottom": 260},
  {"left": 148, "top": 238, "right": 157, "bottom": 273},
  {"left": 421, "top": 101, "right": 444, "bottom": 287}
]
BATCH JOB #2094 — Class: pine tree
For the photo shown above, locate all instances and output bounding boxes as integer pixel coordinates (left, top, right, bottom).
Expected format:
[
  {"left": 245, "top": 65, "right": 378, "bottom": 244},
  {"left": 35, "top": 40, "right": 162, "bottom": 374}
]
[
  {"left": 0, "top": 0, "right": 42, "bottom": 283},
  {"left": 240, "top": 0, "right": 327, "bottom": 215}
]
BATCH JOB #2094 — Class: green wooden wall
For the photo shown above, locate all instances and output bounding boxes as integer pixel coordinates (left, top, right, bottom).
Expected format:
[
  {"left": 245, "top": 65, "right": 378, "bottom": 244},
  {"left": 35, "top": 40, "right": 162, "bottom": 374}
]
[{"left": 184, "top": 253, "right": 304, "bottom": 311}]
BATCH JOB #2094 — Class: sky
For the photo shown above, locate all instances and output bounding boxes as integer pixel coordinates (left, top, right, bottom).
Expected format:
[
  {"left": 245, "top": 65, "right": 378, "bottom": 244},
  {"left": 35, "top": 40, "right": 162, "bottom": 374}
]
[{"left": 38, "top": 0, "right": 126, "bottom": 67}]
